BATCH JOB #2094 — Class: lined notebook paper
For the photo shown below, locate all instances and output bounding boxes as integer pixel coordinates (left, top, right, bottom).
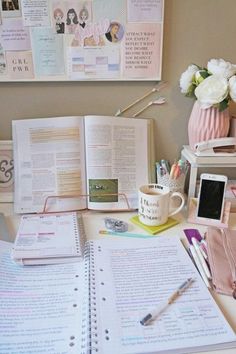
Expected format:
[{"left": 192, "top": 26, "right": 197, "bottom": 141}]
[
  {"left": 1, "top": 236, "right": 236, "bottom": 354},
  {"left": 0, "top": 240, "right": 88, "bottom": 353},
  {"left": 87, "top": 237, "right": 236, "bottom": 354}
]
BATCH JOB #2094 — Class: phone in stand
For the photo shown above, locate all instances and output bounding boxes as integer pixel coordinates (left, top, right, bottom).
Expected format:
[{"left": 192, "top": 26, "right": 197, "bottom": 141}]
[{"left": 196, "top": 173, "right": 228, "bottom": 222}]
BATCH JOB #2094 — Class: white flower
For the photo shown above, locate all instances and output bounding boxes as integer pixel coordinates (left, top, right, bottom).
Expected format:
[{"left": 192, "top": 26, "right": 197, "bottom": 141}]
[
  {"left": 195, "top": 75, "right": 228, "bottom": 109},
  {"left": 229, "top": 75, "right": 236, "bottom": 102},
  {"left": 207, "top": 58, "right": 236, "bottom": 79},
  {"left": 179, "top": 64, "right": 198, "bottom": 94}
]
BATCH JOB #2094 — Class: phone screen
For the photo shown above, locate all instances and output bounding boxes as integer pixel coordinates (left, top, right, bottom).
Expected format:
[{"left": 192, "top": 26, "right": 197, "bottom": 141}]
[{"left": 197, "top": 179, "right": 225, "bottom": 220}]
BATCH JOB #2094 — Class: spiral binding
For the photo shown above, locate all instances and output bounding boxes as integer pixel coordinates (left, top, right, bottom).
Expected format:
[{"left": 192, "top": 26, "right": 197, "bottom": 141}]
[
  {"left": 79, "top": 241, "right": 100, "bottom": 352},
  {"left": 88, "top": 241, "right": 100, "bottom": 353},
  {"left": 76, "top": 213, "right": 87, "bottom": 255},
  {"left": 80, "top": 241, "right": 91, "bottom": 354},
  {"left": 80, "top": 241, "right": 111, "bottom": 353}
]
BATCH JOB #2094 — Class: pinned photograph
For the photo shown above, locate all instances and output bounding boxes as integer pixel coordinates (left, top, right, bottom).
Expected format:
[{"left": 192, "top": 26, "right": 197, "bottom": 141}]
[
  {"left": 105, "top": 22, "right": 124, "bottom": 43},
  {"left": 1, "top": 0, "right": 21, "bottom": 17}
]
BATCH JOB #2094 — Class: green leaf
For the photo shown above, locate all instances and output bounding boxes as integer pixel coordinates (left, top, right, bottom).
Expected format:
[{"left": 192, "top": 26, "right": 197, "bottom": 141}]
[
  {"left": 185, "top": 83, "right": 196, "bottom": 97},
  {"left": 218, "top": 100, "right": 229, "bottom": 112},
  {"left": 199, "top": 70, "right": 209, "bottom": 79}
]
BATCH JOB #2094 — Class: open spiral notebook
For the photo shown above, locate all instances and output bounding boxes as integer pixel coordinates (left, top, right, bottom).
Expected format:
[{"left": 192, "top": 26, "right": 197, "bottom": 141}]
[
  {"left": 11, "top": 212, "right": 86, "bottom": 265},
  {"left": 1, "top": 236, "right": 236, "bottom": 354}
]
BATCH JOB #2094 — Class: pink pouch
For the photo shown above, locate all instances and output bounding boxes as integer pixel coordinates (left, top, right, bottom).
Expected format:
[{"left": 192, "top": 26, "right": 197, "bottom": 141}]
[{"left": 206, "top": 227, "right": 236, "bottom": 298}]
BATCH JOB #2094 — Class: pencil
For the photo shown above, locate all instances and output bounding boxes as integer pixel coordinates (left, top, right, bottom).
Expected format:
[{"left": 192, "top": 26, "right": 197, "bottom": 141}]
[{"left": 99, "top": 230, "right": 152, "bottom": 239}]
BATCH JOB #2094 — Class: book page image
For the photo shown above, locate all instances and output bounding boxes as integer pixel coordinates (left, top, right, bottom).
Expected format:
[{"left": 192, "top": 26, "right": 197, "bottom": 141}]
[
  {"left": 13, "top": 116, "right": 87, "bottom": 213},
  {"left": 84, "top": 115, "right": 150, "bottom": 210}
]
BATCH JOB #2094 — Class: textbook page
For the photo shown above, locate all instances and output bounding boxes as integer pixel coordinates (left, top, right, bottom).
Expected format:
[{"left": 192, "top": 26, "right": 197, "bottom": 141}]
[
  {"left": 90, "top": 237, "right": 236, "bottom": 354},
  {"left": 0, "top": 240, "right": 87, "bottom": 354},
  {"left": 84, "top": 116, "right": 150, "bottom": 210},
  {"left": 13, "top": 116, "right": 87, "bottom": 213}
]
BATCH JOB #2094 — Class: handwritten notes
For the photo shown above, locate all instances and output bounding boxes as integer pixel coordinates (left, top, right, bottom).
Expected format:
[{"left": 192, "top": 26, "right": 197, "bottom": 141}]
[
  {"left": 0, "top": 241, "right": 85, "bottom": 353},
  {"left": 90, "top": 237, "right": 236, "bottom": 353}
]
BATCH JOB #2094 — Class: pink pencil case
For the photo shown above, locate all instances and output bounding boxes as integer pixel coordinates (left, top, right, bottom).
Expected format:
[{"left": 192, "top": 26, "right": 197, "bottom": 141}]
[{"left": 206, "top": 227, "right": 236, "bottom": 298}]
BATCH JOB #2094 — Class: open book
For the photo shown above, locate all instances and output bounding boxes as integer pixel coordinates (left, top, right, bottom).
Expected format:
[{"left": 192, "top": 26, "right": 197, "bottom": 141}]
[
  {"left": 1, "top": 237, "right": 236, "bottom": 354},
  {"left": 12, "top": 115, "right": 154, "bottom": 214}
]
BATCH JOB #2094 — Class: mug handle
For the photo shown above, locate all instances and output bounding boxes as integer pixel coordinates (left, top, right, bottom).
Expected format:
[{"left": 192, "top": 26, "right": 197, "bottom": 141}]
[{"left": 168, "top": 192, "right": 185, "bottom": 217}]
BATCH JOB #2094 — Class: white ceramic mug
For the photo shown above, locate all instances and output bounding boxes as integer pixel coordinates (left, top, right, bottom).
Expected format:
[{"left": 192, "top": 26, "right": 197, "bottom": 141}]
[{"left": 138, "top": 184, "right": 185, "bottom": 226}]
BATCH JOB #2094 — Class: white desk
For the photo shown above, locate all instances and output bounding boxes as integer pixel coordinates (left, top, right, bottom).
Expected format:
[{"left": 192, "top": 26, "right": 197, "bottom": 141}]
[
  {"left": 1, "top": 203, "right": 236, "bottom": 354},
  {"left": 181, "top": 145, "right": 236, "bottom": 203}
]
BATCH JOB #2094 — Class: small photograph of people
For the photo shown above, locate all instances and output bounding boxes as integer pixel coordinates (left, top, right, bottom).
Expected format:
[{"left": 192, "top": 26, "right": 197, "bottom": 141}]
[
  {"left": 105, "top": 22, "right": 124, "bottom": 43},
  {"left": 66, "top": 8, "right": 79, "bottom": 34},
  {"left": 1, "top": 0, "right": 19, "bottom": 11},
  {"left": 79, "top": 7, "right": 89, "bottom": 28},
  {"left": 54, "top": 8, "right": 65, "bottom": 34},
  {"left": 52, "top": 2, "right": 92, "bottom": 35}
]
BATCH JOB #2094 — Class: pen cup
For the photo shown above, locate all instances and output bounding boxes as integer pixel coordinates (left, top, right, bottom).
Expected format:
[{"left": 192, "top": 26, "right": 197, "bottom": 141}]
[{"left": 157, "top": 173, "right": 186, "bottom": 193}]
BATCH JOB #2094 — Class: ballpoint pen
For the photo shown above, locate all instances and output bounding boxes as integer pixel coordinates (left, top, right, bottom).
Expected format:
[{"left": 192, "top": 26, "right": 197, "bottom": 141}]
[
  {"left": 192, "top": 238, "right": 211, "bottom": 279},
  {"left": 140, "top": 278, "right": 194, "bottom": 326},
  {"left": 198, "top": 241, "right": 208, "bottom": 260},
  {"left": 189, "top": 245, "right": 211, "bottom": 288}
]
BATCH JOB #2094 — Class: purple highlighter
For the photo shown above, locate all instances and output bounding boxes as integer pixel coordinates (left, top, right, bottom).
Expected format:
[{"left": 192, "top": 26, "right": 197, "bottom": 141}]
[{"left": 183, "top": 229, "right": 203, "bottom": 245}]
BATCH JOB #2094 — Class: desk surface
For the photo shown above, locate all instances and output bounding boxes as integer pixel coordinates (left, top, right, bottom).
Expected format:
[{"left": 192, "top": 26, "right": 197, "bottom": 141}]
[{"left": 1, "top": 203, "right": 236, "bottom": 354}]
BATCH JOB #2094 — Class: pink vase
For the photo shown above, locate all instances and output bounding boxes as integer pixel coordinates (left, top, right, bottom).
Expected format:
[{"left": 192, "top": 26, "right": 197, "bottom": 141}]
[{"left": 188, "top": 100, "right": 230, "bottom": 150}]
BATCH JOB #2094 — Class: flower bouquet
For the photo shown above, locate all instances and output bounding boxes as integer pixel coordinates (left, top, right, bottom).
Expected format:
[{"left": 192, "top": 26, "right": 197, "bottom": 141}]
[
  {"left": 179, "top": 58, "right": 236, "bottom": 149},
  {"left": 180, "top": 58, "right": 236, "bottom": 111}
]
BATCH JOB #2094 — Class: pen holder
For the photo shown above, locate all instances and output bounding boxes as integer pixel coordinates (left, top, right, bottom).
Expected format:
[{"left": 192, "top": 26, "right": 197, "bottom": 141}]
[{"left": 157, "top": 173, "right": 186, "bottom": 194}]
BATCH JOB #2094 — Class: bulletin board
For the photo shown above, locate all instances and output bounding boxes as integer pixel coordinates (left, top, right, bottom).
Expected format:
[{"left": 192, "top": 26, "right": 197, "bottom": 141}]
[{"left": 0, "top": 0, "right": 164, "bottom": 81}]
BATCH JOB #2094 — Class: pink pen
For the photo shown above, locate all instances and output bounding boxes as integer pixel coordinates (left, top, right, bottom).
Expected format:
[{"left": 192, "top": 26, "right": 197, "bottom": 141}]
[
  {"left": 169, "top": 163, "right": 176, "bottom": 179},
  {"left": 173, "top": 164, "right": 180, "bottom": 179}
]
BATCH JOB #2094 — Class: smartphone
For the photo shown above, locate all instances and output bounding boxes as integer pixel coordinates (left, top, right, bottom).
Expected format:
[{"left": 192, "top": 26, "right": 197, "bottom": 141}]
[{"left": 197, "top": 173, "right": 228, "bottom": 221}]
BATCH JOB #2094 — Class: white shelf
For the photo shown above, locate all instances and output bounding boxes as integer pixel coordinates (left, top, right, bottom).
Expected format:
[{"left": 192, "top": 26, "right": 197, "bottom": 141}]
[{"left": 181, "top": 146, "right": 236, "bottom": 203}]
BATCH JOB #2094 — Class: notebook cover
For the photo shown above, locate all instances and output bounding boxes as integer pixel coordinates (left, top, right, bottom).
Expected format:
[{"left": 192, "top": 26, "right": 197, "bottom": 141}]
[{"left": 130, "top": 215, "right": 179, "bottom": 235}]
